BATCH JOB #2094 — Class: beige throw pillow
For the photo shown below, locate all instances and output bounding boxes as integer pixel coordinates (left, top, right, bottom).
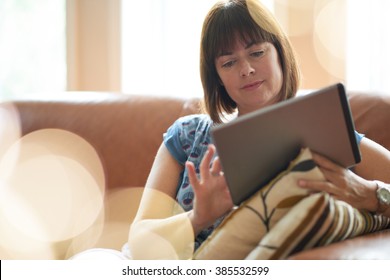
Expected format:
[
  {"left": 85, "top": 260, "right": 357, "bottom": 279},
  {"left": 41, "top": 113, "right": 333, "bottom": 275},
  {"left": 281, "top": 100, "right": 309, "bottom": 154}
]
[
  {"left": 194, "top": 148, "right": 390, "bottom": 260},
  {"left": 194, "top": 148, "right": 322, "bottom": 259},
  {"left": 247, "top": 193, "right": 390, "bottom": 259}
]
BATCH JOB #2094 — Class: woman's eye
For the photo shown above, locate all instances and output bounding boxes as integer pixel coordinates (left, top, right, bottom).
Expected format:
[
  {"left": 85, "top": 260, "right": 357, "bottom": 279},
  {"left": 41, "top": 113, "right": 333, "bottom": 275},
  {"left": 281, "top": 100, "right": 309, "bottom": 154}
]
[
  {"left": 251, "top": 50, "right": 265, "bottom": 57},
  {"left": 222, "top": 60, "right": 235, "bottom": 68}
]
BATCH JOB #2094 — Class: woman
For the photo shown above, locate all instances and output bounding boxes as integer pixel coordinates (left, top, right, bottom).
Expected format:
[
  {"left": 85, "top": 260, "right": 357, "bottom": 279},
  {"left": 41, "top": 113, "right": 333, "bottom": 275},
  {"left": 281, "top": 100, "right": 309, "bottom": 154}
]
[{"left": 129, "top": 0, "right": 390, "bottom": 258}]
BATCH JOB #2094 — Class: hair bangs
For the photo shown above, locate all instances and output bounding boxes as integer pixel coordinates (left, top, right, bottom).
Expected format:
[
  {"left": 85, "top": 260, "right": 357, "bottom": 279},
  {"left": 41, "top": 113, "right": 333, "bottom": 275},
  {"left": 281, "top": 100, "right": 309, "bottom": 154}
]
[{"left": 213, "top": 4, "right": 274, "bottom": 57}]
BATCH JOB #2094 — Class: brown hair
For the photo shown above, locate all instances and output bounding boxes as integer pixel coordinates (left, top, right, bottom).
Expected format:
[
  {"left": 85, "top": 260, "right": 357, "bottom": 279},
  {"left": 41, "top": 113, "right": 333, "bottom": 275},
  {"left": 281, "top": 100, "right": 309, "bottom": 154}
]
[{"left": 200, "top": 0, "right": 300, "bottom": 123}]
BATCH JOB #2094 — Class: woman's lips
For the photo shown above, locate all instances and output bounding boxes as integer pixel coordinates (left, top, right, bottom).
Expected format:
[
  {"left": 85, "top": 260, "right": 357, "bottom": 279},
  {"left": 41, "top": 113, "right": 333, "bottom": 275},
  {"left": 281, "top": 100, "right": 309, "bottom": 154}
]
[{"left": 241, "top": 81, "right": 263, "bottom": 90}]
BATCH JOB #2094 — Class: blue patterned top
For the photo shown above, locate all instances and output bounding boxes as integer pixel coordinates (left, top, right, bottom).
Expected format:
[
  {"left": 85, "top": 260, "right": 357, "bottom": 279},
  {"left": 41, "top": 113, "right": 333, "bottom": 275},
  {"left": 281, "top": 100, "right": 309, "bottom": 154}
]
[
  {"left": 163, "top": 114, "right": 222, "bottom": 249},
  {"left": 163, "top": 114, "right": 364, "bottom": 249}
]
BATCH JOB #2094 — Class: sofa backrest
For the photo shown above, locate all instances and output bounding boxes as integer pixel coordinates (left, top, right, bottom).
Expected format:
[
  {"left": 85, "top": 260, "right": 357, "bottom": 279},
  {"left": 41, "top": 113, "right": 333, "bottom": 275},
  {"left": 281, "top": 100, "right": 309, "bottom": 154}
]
[
  {"left": 1, "top": 91, "right": 389, "bottom": 191},
  {"left": 0, "top": 92, "right": 201, "bottom": 190}
]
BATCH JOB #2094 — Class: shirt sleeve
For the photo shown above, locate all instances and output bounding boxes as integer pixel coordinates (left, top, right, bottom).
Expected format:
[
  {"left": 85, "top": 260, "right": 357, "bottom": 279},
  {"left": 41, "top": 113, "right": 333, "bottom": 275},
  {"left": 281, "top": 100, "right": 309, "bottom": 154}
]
[
  {"left": 355, "top": 130, "right": 364, "bottom": 144},
  {"left": 163, "top": 114, "right": 211, "bottom": 166},
  {"left": 163, "top": 118, "right": 188, "bottom": 165}
]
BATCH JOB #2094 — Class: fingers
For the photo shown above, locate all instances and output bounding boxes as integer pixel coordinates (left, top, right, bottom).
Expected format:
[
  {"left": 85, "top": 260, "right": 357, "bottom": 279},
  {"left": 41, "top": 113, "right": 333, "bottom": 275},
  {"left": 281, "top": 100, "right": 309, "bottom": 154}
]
[
  {"left": 298, "top": 153, "right": 337, "bottom": 194},
  {"left": 299, "top": 152, "right": 363, "bottom": 205},
  {"left": 186, "top": 161, "right": 199, "bottom": 189},
  {"left": 199, "top": 145, "right": 216, "bottom": 180},
  {"left": 298, "top": 168, "right": 345, "bottom": 198},
  {"left": 210, "top": 156, "right": 223, "bottom": 176},
  {"left": 312, "top": 151, "right": 351, "bottom": 184},
  {"left": 298, "top": 179, "right": 333, "bottom": 193},
  {"left": 186, "top": 144, "right": 218, "bottom": 187},
  {"left": 206, "top": 144, "right": 222, "bottom": 172},
  {"left": 312, "top": 152, "right": 342, "bottom": 172}
]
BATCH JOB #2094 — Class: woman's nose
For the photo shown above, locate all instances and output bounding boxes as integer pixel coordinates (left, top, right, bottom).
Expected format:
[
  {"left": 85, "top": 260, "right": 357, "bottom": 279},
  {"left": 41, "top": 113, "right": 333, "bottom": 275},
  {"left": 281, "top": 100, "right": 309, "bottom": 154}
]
[{"left": 240, "top": 60, "right": 255, "bottom": 77}]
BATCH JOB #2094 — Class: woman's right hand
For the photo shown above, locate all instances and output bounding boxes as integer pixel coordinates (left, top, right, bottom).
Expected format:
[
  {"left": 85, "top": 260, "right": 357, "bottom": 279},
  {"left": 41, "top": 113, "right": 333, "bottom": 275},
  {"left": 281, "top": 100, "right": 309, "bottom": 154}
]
[{"left": 186, "top": 144, "right": 233, "bottom": 235}]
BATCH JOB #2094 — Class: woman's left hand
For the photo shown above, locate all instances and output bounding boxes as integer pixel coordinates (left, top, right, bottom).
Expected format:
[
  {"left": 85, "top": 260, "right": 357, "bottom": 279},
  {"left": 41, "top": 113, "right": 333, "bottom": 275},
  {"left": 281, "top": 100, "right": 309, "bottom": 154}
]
[{"left": 298, "top": 152, "right": 378, "bottom": 212}]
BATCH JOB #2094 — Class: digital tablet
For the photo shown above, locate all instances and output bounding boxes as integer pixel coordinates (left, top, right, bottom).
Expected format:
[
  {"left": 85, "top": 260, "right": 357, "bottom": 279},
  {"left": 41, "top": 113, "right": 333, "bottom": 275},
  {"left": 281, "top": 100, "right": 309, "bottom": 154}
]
[{"left": 211, "top": 83, "right": 361, "bottom": 205}]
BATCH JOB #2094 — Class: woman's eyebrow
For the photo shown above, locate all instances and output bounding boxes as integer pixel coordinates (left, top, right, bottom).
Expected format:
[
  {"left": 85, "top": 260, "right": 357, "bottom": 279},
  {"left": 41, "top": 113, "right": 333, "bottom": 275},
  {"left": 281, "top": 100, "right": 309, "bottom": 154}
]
[
  {"left": 218, "top": 41, "right": 260, "bottom": 57},
  {"left": 245, "top": 41, "right": 257, "bottom": 49}
]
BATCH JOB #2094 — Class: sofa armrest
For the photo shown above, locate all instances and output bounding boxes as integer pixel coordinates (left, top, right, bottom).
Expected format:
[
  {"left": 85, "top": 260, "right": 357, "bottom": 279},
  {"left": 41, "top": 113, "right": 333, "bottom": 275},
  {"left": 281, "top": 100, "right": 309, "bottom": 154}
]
[
  {"left": 289, "top": 229, "right": 390, "bottom": 259},
  {"left": 349, "top": 91, "right": 390, "bottom": 150}
]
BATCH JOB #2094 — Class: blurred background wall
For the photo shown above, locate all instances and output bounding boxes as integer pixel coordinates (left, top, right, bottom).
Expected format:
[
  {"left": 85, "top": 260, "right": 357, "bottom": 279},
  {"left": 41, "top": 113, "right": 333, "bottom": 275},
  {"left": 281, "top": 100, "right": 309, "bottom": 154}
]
[{"left": 1, "top": 0, "right": 389, "bottom": 100}]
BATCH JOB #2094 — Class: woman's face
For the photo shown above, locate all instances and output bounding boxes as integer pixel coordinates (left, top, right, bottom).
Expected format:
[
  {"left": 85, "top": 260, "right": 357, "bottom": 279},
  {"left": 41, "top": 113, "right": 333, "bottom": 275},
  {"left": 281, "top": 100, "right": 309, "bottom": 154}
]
[{"left": 215, "top": 40, "right": 283, "bottom": 115}]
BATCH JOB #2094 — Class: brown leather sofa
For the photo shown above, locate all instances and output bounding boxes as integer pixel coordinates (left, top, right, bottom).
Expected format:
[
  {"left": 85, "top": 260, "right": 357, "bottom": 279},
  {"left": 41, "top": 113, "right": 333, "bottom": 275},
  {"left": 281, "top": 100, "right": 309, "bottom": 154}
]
[{"left": 0, "top": 90, "right": 389, "bottom": 259}]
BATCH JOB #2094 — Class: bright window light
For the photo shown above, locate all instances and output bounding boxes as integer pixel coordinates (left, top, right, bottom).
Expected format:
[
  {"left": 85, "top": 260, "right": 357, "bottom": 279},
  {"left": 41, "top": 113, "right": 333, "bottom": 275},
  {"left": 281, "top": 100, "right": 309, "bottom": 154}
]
[
  {"left": 346, "top": 0, "right": 390, "bottom": 93},
  {"left": 0, "top": 0, "right": 66, "bottom": 101},
  {"left": 121, "top": 0, "right": 274, "bottom": 98}
]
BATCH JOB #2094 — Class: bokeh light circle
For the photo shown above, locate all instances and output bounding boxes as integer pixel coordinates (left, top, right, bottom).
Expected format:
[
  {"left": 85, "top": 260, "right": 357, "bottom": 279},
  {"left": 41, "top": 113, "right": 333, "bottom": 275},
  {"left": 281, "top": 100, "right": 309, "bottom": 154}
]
[{"left": 0, "top": 128, "right": 106, "bottom": 258}]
